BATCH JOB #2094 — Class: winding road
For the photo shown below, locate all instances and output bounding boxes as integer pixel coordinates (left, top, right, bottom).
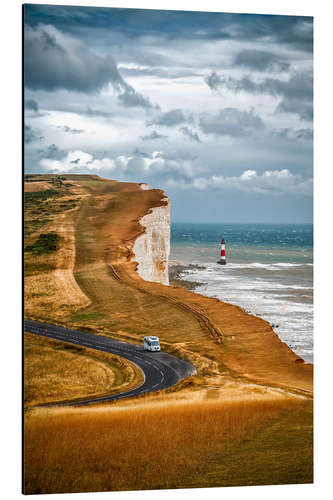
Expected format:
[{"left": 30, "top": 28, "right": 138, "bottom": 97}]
[{"left": 24, "top": 319, "right": 196, "bottom": 406}]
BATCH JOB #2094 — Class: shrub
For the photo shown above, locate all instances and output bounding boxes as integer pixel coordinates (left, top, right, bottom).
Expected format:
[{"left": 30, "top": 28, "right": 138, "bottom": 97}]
[
  {"left": 24, "top": 190, "right": 61, "bottom": 207},
  {"left": 25, "top": 232, "right": 60, "bottom": 255}
]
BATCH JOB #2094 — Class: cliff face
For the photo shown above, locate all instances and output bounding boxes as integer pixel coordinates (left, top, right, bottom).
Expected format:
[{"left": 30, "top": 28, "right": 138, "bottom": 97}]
[{"left": 132, "top": 197, "right": 170, "bottom": 286}]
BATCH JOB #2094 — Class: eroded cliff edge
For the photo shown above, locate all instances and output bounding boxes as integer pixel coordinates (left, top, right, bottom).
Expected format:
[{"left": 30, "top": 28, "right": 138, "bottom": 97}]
[{"left": 132, "top": 196, "right": 170, "bottom": 286}]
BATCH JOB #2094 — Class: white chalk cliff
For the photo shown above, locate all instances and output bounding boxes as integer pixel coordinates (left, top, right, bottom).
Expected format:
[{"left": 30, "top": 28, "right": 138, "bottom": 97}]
[{"left": 132, "top": 197, "right": 170, "bottom": 286}]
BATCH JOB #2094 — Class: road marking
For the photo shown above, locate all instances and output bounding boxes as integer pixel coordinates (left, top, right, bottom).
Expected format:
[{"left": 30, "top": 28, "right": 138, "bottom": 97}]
[{"left": 25, "top": 319, "right": 194, "bottom": 405}]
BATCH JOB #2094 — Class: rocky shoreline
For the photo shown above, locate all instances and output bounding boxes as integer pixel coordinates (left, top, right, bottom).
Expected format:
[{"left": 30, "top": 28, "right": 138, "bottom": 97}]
[{"left": 168, "top": 262, "right": 206, "bottom": 290}]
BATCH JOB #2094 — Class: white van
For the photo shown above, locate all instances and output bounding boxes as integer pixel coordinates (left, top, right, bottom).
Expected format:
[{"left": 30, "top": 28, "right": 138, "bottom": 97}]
[{"left": 143, "top": 336, "right": 161, "bottom": 352}]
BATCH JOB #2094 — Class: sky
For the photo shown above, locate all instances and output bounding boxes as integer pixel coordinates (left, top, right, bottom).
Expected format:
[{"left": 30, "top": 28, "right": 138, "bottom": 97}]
[{"left": 24, "top": 4, "right": 313, "bottom": 223}]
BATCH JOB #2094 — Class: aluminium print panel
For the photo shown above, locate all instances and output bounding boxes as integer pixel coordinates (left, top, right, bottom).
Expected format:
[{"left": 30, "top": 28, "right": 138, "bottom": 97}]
[{"left": 23, "top": 3, "right": 313, "bottom": 495}]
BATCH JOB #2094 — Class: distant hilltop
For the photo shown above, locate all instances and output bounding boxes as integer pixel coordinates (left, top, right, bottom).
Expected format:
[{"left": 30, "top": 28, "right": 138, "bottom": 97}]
[{"left": 24, "top": 173, "right": 170, "bottom": 286}]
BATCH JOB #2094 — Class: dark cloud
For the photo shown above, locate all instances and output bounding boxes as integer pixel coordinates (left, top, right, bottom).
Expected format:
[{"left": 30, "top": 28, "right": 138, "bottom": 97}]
[
  {"left": 57, "top": 125, "right": 84, "bottom": 134},
  {"left": 205, "top": 72, "right": 224, "bottom": 91},
  {"left": 24, "top": 98, "right": 39, "bottom": 112},
  {"left": 179, "top": 126, "right": 201, "bottom": 143},
  {"left": 132, "top": 147, "right": 150, "bottom": 158},
  {"left": 234, "top": 50, "right": 289, "bottom": 72},
  {"left": 24, "top": 24, "right": 127, "bottom": 93},
  {"left": 84, "top": 106, "right": 113, "bottom": 118},
  {"left": 40, "top": 144, "right": 66, "bottom": 159},
  {"left": 205, "top": 71, "right": 313, "bottom": 121},
  {"left": 276, "top": 97, "right": 313, "bottom": 121},
  {"left": 199, "top": 108, "right": 264, "bottom": 137},
  {"left": 24, "top": 6, "right": 312, "bottom": 52},
  {"left": 140, "top": 130, "right": 168, "bottom": 141},
  {"left": 24, "top": 5, "right": 231, "bottom": 43},
  {"left": 262, "top": 73, "right": 312, "bottom": 102},
  {"left": 117, "top": 87, "right": 158, "bottom": 109},
  {"left": 205, "top": 71, "right": 312, "bottom": 98},
  {"left": 228, "top": 15, "right": 313, "bottom": 52},
  {"left": 25, "top": 24, "right": 157, "bottom": 110},
  {"left": 24, "top": 125, "right": 44, "bottom": 143},
  {"left": 205, "top": 72, "right": 258, "bottom": 93},
  {"left": 274, "top": 128, "right": 313, "bottom": 142},
  {"left": 148, "top": 109, "right": 188, "bottom": 127}
]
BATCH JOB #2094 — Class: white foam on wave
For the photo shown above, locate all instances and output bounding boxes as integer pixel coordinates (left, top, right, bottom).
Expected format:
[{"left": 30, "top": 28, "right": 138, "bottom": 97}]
[
  {"left": 178, "top": 259, "right": 313, "bottom": 363},
  {"left": 275, "top": 262, "right": 307, "bottom": 267},
  {"left": 287, "top": 284, "right": 313, "bottom": 290},
  {"left": 195, "top": 261, "right": 312, "bottom": 272}
]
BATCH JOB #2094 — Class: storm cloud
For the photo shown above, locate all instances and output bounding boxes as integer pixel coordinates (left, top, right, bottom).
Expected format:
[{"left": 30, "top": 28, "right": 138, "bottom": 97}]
[
  {"left": 148, "top": 109, "right": 189, "bottom": 127},
  {"left": 24, "top": 5, "right": 313, "bottom": 223},
  {"left": 140, "top": 131, "right": 168, "bottom": 141},
  {"left": 117, "top": 87, "right": 157, "bottom": 109},
  {"left": 24, "top": 24, "right": 127, "bottom": 93},
  {"left": 24, "top": 98, "right": 39, "bottom": 112},
  {"left": 179, "top": 127, "right": 201, "bottom": 143},
  {"left": 199, "top": 108, "right": 264, "bottom": 137},
  {"left": 40, "top": 144, "right": 67, "bottom": 159},
  {"left": 205, "top": 71, "right": 313, "bottom": 120},
  {"left": 234, "top": 50, "right": 290, "bottom": 72},
  {"left": 25, "top": 5, "right": 312, "bottom": 51},
  {"left": 24, "top": 125, "right": 44, "bottom": 143}
]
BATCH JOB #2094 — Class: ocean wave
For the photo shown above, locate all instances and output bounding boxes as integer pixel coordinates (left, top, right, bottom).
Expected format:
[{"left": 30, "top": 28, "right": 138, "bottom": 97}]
[
  {"left": 274, "top": 262, "right": 310, "bottom": 267},
  {"left": 181, "top": 262, "right": 312, "bottom": 275},
  {"left": 177, "top": 262, "right": 313, "bottom": 363}
]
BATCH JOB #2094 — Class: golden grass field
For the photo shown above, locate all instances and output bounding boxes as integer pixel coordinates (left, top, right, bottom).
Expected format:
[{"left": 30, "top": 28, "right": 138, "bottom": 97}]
[
  {"left": 24, "top": 396, "right": 312, "bottom": 494},
  {"left": 24, "top": 332, "right": 143, "bottom": 406},
  {"left": 23, "top": 174, "right": 313, "bottom": 493}
]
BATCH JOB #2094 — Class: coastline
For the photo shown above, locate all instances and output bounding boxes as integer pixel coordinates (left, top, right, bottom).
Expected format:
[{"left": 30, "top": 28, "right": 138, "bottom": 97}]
[
  {"left": 168, "top": 258, "right": 313, "bottom": 365},
  {"left": 25, "top": 175, "right": 313, "bottom": 398},
  {"left": 125, "top": 191, "right": 313, "bottom": 396},
  {"left": 168, "top": 261, "right": 205, "bottom": 290}
]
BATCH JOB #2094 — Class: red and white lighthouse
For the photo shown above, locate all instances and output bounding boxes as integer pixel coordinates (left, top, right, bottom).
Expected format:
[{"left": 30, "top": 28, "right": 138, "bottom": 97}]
[{"left": 217, "top": 238, "right": 227, "bottom": 265}]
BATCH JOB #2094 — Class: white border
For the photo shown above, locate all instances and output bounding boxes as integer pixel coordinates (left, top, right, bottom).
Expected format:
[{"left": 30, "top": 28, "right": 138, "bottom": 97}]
[{"left": 2, "top": 1, "right": 332, "bottom": 499}]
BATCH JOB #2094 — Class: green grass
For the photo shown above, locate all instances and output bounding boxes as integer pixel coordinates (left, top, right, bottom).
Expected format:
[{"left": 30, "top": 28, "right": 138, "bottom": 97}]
[
  {"left": 24, "top": 189, "right": 61, "bottom": 207},
  {"left": 24, "top": 219, "right": 53, "bottom": 237},
  {"left": 70, "top": 311, "right": 106, "bottom": 322},
  {"left": 25, "top": 232, "right": 60, "bottom": 255}
]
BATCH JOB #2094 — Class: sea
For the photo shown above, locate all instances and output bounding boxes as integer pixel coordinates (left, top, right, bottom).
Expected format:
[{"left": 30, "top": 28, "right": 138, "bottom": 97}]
[{"left": 170, "top": 223, "right": 313, "bottom": 363}]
